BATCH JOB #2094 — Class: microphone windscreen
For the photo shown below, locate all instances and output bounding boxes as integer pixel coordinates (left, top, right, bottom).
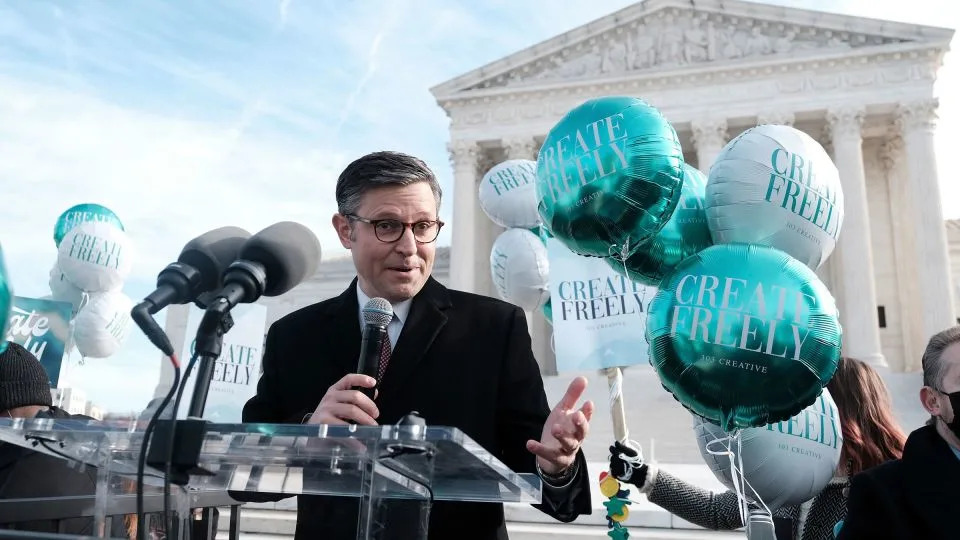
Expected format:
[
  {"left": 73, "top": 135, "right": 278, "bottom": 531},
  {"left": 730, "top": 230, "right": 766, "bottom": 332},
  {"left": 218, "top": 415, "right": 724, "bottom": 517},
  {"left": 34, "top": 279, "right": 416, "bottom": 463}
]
[
  {"left": 362, "top": 298, "right": 393, "bottom": 328},
  {"left": 178, "top": 226, "right": 252, "bottom": 293},
  {"left": 240, "top": 222, "right": 322, "bottom": 296}
]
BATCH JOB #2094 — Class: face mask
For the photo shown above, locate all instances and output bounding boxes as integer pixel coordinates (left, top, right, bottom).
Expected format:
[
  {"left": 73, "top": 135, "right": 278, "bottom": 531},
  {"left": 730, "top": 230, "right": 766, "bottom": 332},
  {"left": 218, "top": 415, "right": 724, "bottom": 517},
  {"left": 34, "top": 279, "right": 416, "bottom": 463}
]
[{"left": 938, "top": 390, "right": 960, "bottom": 438}]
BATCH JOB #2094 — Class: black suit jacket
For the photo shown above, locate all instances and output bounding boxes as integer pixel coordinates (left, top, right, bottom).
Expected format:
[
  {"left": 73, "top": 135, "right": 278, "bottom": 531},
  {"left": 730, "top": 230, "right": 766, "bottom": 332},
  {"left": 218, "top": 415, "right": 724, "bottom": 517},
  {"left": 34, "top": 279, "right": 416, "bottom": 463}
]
[
  {"left": 241, "top": 277, "right": 591, "bottom": 539},
  {"left": 837, "top": 424, "right": 959, "bottom": 540}
]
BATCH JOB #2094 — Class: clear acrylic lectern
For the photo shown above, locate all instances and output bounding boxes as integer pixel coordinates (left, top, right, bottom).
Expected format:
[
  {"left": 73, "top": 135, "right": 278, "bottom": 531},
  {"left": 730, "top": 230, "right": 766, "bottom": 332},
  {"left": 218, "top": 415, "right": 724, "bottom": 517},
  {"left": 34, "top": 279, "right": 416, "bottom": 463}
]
[{"left": 0, "top": 418, "right": 542, "bottom": 539}]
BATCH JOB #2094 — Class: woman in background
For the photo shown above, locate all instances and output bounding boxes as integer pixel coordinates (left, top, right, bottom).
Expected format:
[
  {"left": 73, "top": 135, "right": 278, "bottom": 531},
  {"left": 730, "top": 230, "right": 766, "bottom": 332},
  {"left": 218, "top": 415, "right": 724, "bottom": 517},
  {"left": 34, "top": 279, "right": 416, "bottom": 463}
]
[{"left": 609, "top": 356, "right": 907, "bottom": 540}]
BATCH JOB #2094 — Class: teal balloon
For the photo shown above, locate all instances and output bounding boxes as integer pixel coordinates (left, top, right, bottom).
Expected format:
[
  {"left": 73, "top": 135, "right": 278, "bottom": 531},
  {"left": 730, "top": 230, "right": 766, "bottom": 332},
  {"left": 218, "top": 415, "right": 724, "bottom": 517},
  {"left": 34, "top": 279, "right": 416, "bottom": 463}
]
[
  {"left": 542, "top": 298, "right": 553, "bottom": 325},
  {"left": 53, "top": 204, "right": 124, "bottom": 247},
  {"left": 609, "top": 163, "right": 713, "bottom": 286},
  {"left": 536, "top": 96, "right": 684, "bottom": 259},
  {"left": 531, "top": 225, "right": 553, "bottom": 247},
  {"left": 646, "top": 243, "right": 842, "bottom": 431},
  {"left": 0, "top": 243, "right": 11, "bottom": 353}
]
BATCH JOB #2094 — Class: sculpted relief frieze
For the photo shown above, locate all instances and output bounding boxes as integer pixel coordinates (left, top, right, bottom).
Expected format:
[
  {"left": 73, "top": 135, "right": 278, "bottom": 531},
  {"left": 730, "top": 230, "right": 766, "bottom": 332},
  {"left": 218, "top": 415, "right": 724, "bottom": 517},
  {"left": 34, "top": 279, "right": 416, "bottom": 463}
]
[{"left": 467, "top": 8, "right": 906, "bottom": 90}]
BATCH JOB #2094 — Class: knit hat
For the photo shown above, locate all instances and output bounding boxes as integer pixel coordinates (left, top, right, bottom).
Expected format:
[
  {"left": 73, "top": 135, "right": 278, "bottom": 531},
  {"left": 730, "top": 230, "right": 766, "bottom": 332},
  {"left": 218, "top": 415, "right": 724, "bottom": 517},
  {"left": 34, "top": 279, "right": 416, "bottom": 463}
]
[{"left": 0, "top": 341, "right": 53, "bottom": 411}]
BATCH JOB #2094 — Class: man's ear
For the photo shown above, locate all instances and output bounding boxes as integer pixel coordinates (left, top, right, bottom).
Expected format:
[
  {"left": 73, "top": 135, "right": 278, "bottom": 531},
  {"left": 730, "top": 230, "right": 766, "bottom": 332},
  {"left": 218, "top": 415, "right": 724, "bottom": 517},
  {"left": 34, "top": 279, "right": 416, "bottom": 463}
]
[
  {"left": 332, "top": 213, "right": 353, "bottom": 249},
  {"left": 920, "top": 386, "right": 943, "bottom": 417}
]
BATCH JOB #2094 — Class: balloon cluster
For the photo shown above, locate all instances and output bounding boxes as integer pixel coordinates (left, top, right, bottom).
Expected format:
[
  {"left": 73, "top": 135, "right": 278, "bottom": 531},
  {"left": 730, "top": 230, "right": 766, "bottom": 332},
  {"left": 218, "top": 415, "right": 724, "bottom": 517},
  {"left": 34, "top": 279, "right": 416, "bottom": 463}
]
[
  {"left": 48, "top": 204, "right": 135, "bottom": 359},
  {"left": 524, "top": 96, "right": 847, "bottom": 524},
  {"left": 479, "top": 159, "right": 553, "bottom": 323}
]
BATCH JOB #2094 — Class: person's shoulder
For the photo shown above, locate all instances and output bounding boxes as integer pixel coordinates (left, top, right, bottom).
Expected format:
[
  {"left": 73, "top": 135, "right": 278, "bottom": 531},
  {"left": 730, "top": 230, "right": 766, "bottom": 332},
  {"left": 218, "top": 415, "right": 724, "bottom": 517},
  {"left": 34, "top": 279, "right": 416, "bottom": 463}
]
[
  {"left": 270, "top": 296, "right": 343, "bottom": 332},
  {"left": 852, "top": 457, "right": 903, "bottom": 489},
  {"left": 446, "top": 287, "right": 523, "bottom": 316}
]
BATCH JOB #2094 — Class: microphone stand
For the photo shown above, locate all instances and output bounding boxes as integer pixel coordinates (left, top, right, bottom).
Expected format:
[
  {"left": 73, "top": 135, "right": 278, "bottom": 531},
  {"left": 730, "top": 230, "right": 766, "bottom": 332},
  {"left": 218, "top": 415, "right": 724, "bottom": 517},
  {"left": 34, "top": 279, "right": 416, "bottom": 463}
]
[
  {"left": 145, "top": 301, "right": 233, "bottom": 486},
  {"left": 189, "top": 298, "right": 235, "bottom": 418}
]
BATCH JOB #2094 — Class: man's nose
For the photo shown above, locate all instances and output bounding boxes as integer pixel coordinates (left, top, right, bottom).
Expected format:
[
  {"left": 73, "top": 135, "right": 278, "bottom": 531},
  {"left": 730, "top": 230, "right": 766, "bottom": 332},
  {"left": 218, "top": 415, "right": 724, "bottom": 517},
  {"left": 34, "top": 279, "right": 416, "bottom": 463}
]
[{"left": 394, "top": 226, "right": 417, "bottom": 255}]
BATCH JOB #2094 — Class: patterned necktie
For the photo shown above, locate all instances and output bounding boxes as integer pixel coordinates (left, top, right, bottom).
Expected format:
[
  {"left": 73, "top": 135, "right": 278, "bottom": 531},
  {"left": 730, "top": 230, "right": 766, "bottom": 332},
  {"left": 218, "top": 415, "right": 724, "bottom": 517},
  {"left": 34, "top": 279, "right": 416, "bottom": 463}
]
[{"left": 378, "top": 320, "right": 393, "bottom": 381}]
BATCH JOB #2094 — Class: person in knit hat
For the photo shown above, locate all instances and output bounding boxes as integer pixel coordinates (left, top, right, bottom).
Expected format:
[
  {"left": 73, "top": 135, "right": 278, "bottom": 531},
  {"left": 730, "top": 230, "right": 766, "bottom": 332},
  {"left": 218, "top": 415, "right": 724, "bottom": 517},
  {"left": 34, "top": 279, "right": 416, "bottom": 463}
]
[
  {"left": 0, "top": 340, "right": 131, "bottom": 536},
  {"left": 0, "top": 341, "right": 54, "bottom": 419}
]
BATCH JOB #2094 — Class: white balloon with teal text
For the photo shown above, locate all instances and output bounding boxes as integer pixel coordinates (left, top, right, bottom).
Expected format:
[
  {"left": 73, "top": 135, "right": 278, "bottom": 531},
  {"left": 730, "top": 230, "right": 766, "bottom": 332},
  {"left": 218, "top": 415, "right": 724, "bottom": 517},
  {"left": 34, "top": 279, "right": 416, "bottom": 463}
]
[
  {"left": 479, "top": 159, "right": 541, "bottom": 229},
  {"left": 73, "top": 291, "right": 134, "bottom": 358},
  {"left": 490, "top": 228, "right": 550, "bottom": 312},
  {"left": 705, "top": 124, "right": 844, "bottom": 270},
  {"left": 48, "top": 263, "right": 88, "bottom": 318},
  {"left": 694, "top": 388, "right": 843, "bottom": 510},
  {"left": 57, "top": 221, "right": 133, "bottom": 292}
]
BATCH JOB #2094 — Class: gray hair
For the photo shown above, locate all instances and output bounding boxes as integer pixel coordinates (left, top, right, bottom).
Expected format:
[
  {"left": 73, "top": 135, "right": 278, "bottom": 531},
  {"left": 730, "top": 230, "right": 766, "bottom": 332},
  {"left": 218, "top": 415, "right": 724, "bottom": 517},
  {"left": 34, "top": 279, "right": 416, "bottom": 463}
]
[
  {"left": 921, "top": 326, "right": 960, "bottom": 390},
  {"left": 922, "top": 326, "right": 960, "bottom": 426},
  {"left": 335, "top": 151, "right": 442, "bottom": 216}
]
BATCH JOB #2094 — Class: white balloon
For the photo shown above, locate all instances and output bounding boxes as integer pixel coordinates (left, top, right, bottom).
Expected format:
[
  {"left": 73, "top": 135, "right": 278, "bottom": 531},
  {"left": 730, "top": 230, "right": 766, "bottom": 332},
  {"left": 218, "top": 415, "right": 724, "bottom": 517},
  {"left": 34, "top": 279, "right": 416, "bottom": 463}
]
[
  {"left": 57, "top": 221, "right": 133, "bottom": 292},
  {"left": 478, "top": 159, "right": 541, "bottom": 228},
  {"left": 48, "top": 263, "right": 88, "bottom": 317},
  {"left": 705, "top": 124, "right": 844, "bottom": 270},
  {"left": 490, "top": 229, "right": 550, "bottom": 312},
  {"left": 694, "top": 389, "right": 843, "bottom": 510},
  {"left": 73, "top": 291, "right": 134, "bottom": 358}
]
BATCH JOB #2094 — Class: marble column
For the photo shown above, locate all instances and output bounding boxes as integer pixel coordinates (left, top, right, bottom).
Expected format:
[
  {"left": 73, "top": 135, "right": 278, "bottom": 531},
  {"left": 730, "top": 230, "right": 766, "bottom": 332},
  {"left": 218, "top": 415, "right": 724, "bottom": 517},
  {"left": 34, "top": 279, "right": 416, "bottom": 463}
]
[
  {"left": 690, "top": 118, "right": 728, "bottom": 173},
  {"left": 817, "top": 127, "right": 841, "bottom": 303},
  {"left": 826, "top": 107, "right": 886, "bottom": 368},
  {"left": 448, "top": 139, "right": 480, "bottom": 293},
  {"left": 757, "top": 111, "right": 796, "bottom": 127},
  {"left": 896, "top": 99, "right": 958, "bottom": 345},
  {"left": 881, "top": 135, "right": 922, "bottom": 371},
  {"left": 475, "top": 151, "right": 501, "bottom": 299},
  {"left": 502, "top": 137, "right": 557, "bottom": 375}
]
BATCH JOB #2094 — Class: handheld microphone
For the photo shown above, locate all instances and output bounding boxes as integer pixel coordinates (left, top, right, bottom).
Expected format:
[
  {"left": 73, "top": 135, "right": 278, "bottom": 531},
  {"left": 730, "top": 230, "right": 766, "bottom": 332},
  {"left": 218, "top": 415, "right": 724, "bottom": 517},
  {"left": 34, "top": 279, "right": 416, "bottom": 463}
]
[
  {"left": 132, "top": 226, "right": 251, "bottom": 355},
  {"left": 356, "top": 298, "right": 393, "bottom": 399}
]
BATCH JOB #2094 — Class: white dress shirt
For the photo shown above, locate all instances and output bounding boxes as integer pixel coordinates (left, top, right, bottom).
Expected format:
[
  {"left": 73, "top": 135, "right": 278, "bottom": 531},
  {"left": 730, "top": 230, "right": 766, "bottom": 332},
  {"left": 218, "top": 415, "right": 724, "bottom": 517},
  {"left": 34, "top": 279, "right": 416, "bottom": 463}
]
[{"left": 356, "top": 285, "right": 411, "bottom": 350}]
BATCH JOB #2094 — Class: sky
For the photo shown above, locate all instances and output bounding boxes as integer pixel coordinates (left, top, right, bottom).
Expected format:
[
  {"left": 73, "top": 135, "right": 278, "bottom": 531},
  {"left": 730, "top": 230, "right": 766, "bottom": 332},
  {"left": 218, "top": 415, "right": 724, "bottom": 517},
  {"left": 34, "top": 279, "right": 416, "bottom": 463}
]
[{"left": 1, "top": 0, "right": 959, "bottom": 413}]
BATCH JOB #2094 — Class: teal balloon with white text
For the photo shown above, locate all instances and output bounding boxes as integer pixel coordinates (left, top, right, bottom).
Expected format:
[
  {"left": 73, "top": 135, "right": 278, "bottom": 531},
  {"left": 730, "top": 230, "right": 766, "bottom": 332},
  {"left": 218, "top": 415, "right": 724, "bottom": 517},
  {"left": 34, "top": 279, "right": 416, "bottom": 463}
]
[
  {"left": 0, "top": 243, "right": 11, "bottom": 352},
  {"left": 536, "top": 96, "right": 684, "bottom": 258},
  {"left": 609, "top": 163, "right": 713, "bottom": 286},
  {"left": 646, "top": 243, "right": 842, "bottom": 431},
  {"left": 53, "top": 203, "right": 125, "bottom": 247}
]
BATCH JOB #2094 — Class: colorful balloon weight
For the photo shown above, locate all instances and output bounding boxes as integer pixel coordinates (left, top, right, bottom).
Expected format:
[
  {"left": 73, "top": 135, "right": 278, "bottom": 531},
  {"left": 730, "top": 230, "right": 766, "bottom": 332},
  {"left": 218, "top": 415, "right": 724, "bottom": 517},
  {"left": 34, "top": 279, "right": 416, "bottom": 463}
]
[
  {"left": 479, "top": 159, "right": 541, "bottom": 229},
  {"left": 705, "top": 124, "right": 843, "bottom": 270},
  {"left": 694, "top": 389, "right": 843, "bottom": 509},
  {"left": 53, "top": 203, "right": 125, "bottom": 247},
  {"left": 646, "top": 243, "right": 842, "bottom": 431},
  {"left": 608, "top": 163, "right": 713, "bottom": 286},
  {"left": 536, "top": 96, "right": 684, "bottom": 258}
]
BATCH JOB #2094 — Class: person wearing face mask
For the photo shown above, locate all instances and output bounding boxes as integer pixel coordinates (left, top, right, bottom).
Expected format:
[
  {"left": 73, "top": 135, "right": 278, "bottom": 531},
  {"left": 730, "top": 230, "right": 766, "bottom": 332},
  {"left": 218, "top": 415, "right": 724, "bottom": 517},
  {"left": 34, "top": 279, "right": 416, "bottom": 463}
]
[
  {"left": 241, "top": 151, "right": 593, "bottom": 539},
  {"left": 837, "top": 326, "right": 960, "bottom": 539}
]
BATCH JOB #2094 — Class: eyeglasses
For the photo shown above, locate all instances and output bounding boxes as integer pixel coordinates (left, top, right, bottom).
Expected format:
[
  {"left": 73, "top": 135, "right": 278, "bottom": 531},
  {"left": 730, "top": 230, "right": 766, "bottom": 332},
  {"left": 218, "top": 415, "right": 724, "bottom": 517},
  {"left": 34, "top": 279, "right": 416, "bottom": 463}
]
[{"left": 347, "top": 215, "right": 444, "bottom": 244}]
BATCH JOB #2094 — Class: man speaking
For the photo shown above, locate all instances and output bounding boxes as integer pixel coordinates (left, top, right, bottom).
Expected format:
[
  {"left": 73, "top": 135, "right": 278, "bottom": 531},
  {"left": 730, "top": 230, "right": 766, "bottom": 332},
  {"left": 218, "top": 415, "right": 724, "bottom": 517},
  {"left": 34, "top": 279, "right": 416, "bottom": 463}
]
[{"left": 243, "top": 151, "right": 593, "bottom": 539}]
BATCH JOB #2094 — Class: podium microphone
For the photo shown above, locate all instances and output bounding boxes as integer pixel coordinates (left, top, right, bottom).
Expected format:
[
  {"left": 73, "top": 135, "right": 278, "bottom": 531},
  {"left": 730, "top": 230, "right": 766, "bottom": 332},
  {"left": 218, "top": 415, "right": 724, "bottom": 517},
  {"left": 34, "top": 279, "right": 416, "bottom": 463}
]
[
  {"left": 131, "top": 226, "right": 251, "bottom": 356},
  {"left": 189, "top": 221, "right": 321, "bottom": 417},
  {"left": 356, "top": 298, "right": 393, "bottom": 399}
]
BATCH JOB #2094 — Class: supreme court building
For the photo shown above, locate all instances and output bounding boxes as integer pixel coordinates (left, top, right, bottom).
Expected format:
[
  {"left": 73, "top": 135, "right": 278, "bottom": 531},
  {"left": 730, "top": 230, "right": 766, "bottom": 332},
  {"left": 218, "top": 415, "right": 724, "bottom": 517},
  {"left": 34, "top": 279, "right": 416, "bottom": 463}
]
[{"left": 430, "top": 0, "right": 957, "bottom": 373}]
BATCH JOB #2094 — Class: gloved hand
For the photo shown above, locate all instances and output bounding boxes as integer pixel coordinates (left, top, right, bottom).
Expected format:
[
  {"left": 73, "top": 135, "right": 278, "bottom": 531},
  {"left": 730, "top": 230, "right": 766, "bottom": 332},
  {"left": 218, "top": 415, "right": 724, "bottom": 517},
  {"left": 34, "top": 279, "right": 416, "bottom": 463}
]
[{"left": 608, "top": 440, "right": 647, "bottom": 486}]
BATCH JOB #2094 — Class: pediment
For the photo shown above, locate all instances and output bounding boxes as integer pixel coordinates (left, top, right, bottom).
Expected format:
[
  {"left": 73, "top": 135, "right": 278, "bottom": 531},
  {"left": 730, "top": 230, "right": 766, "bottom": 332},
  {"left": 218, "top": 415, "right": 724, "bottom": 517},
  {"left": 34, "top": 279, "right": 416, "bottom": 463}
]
[{"left": 431, "top": 0, "right": 953, "bottom": 97}]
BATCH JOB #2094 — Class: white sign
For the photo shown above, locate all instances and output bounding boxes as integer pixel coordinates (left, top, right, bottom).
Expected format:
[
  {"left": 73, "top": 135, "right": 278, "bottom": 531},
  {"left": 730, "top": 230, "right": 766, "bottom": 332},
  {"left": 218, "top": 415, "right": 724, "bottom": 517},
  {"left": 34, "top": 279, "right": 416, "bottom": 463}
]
[
  {"left": 176, "top": 303, "right": 268, "bottom": 422},
  {"left": 547, "top": 238, "right": 656, "bottom": 371}
]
